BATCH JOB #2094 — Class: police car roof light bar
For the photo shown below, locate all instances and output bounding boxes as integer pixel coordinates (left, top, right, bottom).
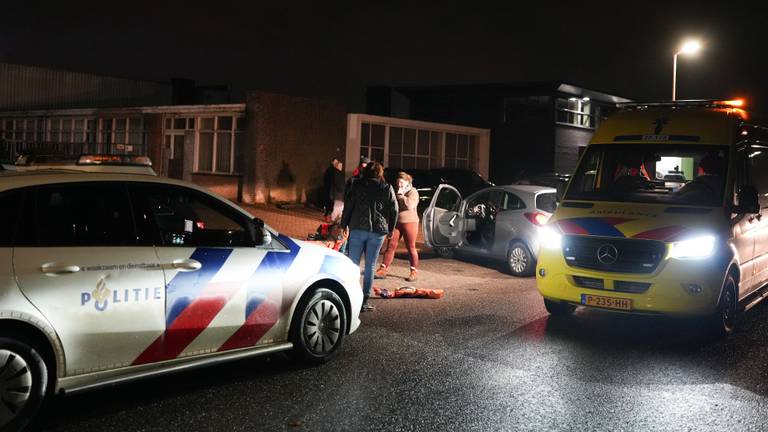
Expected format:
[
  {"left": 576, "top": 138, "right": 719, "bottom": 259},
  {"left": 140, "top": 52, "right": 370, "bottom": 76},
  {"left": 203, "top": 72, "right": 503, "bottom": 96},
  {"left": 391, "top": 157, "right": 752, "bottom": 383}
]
[{"left": 77, "top": 154, "right": 153, "bottom": 167}]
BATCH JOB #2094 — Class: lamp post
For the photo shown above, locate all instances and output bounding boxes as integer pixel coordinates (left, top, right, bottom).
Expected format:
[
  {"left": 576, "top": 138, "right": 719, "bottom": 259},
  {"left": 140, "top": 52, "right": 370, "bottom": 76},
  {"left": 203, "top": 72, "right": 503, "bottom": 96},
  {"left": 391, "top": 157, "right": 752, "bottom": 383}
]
[{"left": 672, "top": 39, "right": 702, "bottom": 101}]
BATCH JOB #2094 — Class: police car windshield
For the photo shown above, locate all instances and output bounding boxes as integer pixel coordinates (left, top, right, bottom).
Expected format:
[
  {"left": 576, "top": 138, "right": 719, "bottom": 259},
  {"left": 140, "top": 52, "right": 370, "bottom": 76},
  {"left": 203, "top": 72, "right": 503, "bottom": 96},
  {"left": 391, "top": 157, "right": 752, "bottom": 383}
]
[{"left": 565, "top": 144, "right": 729, "bottom": 207}]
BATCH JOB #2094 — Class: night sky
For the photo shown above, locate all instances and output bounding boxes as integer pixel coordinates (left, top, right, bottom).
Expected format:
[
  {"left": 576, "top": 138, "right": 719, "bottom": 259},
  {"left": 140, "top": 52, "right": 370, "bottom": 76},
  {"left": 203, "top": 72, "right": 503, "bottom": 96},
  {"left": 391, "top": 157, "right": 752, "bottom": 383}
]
[{"left": 1, "top": 0, "right": 765, "bottom": 111}]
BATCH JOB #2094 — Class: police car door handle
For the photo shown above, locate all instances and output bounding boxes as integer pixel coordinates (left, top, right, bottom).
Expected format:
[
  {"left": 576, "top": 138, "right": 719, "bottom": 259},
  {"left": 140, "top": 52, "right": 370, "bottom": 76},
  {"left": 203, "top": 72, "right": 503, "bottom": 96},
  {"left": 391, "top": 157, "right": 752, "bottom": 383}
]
[
  {"left": 40, "top": 264, "right": 81, "bottom": 275},
  {"left": 449, "top": 214, "right": 458, "bottom": 227},
  {"left": 170, "top": 259, "right": 202, "bottom": 272}
]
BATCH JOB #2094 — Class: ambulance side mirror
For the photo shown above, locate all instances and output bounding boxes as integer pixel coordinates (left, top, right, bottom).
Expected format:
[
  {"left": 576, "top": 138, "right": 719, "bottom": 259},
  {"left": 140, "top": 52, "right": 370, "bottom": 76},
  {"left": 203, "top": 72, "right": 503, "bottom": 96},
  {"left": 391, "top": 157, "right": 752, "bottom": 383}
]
[
  {"left": 735, "top": 185, "right": 760, "bottom": 214},
  {"left": 251, "top": 217, "right": 273, "bottom": 246}
]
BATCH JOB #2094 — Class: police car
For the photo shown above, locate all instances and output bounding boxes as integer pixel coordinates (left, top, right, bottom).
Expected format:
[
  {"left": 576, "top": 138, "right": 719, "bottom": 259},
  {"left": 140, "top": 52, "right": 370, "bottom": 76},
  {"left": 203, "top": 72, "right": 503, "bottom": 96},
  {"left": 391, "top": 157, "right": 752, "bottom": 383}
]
[{"left": 0, "top": 156, "right": 363, "bottom": 431}]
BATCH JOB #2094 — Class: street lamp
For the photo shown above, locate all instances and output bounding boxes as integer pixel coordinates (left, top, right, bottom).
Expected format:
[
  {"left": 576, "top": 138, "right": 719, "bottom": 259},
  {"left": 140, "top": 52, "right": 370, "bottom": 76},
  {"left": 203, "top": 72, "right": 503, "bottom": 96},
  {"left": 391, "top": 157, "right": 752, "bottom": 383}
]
[{"left": 672, "top": 39, "right": 702, "bottom": 100}]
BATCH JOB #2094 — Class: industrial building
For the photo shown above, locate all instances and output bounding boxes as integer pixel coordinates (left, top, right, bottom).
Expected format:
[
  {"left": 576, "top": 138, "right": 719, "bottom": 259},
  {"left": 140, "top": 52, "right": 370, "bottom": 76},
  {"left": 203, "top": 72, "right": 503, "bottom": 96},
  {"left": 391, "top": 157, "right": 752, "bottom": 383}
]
[
  {"left": 366, "top": 82, "right": 632, "bottom": 184},
  {"left": 0, "top": 63, "right": 347, "bottom": 204}
]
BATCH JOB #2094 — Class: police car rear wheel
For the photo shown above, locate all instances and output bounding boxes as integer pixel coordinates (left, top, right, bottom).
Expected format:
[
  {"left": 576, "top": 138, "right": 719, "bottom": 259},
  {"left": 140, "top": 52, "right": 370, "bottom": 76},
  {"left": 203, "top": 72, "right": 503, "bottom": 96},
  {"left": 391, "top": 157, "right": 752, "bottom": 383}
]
[
  {"left": 0, "top": 338, "right": 48, "bottom": 432},
  {"left": 290, "top": 288, "right": 347, "bottom": 365}
]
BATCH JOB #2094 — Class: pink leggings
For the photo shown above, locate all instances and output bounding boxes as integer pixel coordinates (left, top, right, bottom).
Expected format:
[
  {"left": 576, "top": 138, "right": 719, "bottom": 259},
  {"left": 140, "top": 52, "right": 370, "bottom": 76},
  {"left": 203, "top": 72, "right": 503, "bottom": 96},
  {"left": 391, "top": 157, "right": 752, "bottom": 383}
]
[{"left": 382, "top": 222, "right": 419, "bottom": 269}]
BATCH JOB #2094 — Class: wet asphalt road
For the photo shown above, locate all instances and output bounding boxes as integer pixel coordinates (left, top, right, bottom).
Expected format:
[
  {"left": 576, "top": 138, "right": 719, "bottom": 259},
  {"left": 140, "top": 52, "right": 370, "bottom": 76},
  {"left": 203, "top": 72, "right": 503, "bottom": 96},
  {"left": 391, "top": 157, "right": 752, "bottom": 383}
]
[{"left": 36, "top": 253, "right": 768, "bottom": 432}]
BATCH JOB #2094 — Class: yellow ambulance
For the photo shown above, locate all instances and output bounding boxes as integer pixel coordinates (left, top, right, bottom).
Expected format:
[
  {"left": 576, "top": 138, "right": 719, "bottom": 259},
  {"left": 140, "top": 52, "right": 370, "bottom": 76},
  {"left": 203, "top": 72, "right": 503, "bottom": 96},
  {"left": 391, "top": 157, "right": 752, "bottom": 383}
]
[{"left": 536, "top": 100, "right": 768, "bottom": 335}]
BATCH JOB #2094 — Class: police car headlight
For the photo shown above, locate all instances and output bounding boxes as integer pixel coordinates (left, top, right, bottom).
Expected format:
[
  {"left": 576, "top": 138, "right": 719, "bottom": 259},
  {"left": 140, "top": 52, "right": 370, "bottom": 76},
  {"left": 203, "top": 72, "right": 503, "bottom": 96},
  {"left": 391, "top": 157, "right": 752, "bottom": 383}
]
[
  {"left": 669, "top": 235, "right": 716, "bottom": 260},
  {"left": 539, "top": 226, "right": 562, "bottom": 250}
]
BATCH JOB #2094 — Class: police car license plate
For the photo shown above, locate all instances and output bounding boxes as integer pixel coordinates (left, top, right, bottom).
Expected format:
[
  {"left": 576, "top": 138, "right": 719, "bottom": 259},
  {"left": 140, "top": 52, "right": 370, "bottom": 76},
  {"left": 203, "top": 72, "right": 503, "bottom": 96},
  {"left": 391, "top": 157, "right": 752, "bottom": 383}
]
[{"left": 581, "top": 294, "right": 632, "bottom": 311}]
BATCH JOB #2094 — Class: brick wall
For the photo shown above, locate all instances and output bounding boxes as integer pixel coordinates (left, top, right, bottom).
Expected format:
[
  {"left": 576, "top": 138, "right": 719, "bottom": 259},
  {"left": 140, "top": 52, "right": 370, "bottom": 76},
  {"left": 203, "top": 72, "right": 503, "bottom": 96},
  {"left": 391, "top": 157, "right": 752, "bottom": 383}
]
[
  {"left": 191, "top": 173, "right": 242, "bottom": 201},
  {"left": 242, "top": 91, "right": 346, "bottom": 205},
  {"left": 554, "top": 126, "right": 594, "bottom": 174}
]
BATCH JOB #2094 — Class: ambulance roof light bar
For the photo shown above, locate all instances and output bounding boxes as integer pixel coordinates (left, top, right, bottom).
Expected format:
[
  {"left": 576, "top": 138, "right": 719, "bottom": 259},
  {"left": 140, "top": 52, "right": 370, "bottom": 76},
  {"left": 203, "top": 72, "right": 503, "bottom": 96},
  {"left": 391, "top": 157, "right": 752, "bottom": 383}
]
[
  {"left": 617, "top": 99, "right": 746, "bottom": 109},
  {"left": 77, "top": 154, "right": 153, "bottom": 167}
]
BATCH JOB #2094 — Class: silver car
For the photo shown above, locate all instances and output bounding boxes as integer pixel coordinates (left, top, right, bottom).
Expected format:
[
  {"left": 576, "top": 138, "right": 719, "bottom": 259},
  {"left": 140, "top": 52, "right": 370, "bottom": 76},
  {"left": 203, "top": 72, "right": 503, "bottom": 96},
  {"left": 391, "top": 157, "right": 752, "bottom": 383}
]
[{"left": 423, "top": 184, "right": 557, "bottom": 276}]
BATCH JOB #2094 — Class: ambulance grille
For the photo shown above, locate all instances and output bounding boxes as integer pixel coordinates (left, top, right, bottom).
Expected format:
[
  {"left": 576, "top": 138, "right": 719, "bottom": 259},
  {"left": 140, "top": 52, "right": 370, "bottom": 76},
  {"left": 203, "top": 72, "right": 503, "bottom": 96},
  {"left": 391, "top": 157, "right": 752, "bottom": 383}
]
[{"left": 562, "top": 236, "right": 665, "bottom": 274}]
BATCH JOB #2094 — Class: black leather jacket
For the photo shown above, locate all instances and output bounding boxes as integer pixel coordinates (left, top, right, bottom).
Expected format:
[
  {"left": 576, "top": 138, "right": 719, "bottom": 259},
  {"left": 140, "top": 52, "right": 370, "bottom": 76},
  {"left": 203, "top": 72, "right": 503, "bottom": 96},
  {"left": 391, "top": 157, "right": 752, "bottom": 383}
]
[{"left": 341, "top": 178, "right": 399, "bottom": 235}]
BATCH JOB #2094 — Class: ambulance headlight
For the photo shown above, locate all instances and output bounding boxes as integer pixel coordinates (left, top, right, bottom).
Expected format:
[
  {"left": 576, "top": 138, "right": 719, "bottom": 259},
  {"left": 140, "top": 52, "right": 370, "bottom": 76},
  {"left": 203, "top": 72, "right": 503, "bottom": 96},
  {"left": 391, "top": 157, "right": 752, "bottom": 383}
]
[
  {"left": 539, "top": 226, "right": 562, "bottom": 250},
  {"left": 669, "top": 235, "right": 716, "bottom": 260}
]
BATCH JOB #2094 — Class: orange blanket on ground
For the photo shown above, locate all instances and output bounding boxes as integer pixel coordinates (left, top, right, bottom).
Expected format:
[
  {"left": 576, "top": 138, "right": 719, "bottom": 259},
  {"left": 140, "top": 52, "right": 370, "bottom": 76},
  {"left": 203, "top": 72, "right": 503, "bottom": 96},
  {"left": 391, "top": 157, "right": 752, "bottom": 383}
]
[{"left": 373, "top": 286, "right": 444, "bottom": 299}]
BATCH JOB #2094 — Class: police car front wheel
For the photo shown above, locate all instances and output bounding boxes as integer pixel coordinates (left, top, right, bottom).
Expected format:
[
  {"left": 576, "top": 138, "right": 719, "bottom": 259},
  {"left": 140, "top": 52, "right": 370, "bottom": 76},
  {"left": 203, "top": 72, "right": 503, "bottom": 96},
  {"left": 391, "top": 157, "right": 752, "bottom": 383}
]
[
  {"left": 0, "top": 337, "right": 48, "bottom": 432},
  {"left": 290, "top": 288, "right": 347, "bottom": 365}
]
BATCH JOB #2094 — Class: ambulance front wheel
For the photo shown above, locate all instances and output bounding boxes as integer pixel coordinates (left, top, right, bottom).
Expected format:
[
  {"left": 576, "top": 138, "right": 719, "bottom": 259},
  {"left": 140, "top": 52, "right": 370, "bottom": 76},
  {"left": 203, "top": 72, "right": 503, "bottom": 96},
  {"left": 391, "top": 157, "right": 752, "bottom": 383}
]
[
  {"left": 707, "top": 275, "right": 737, "bottom": 337},
  {"left": 289, "top": 288, "right": 347, "bottom": 366}
]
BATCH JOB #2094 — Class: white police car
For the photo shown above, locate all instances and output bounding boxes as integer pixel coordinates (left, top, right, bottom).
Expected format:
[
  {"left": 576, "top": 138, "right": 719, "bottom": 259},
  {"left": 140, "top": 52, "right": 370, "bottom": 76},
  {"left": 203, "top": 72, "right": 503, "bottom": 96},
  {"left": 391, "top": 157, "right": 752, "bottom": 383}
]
[{"left": 0, "top": 163, "right": 362, "bottom": 431}]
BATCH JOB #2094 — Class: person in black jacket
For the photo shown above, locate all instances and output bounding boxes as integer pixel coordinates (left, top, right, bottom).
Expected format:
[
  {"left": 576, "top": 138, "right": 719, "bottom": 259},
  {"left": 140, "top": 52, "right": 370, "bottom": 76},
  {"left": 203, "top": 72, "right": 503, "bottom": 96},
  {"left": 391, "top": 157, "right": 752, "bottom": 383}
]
[
  {"left": 341, "top": 161, "right": 398, "bottom": 311},
  {"left": 322, "top": 158, "right": 340, "bottom": 221},
  {"left": 330, "top": 160, "right": 346, "bottom": 221}
]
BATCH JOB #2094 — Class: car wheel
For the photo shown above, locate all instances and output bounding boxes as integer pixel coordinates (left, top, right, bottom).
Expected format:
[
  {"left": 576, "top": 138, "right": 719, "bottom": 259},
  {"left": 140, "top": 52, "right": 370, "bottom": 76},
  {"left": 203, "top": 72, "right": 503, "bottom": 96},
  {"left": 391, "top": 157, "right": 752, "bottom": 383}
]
[
  {"left": 289, "top": 288, "right": 347, "bottom": 365},
  {"left": 0, "top": 337, "right": 48, "bottom": 432},
  {"left": 707, "top": 275, "right": 737, "bottom": 337},
  {"left": 434, "top": 247, "right": 455, "bottom": 259},
  {"left": 507, "top": 242, "right": 534, "bottom": 277},
  {"left": 544, "top": 298, "right": 576, "bottom": 316}
]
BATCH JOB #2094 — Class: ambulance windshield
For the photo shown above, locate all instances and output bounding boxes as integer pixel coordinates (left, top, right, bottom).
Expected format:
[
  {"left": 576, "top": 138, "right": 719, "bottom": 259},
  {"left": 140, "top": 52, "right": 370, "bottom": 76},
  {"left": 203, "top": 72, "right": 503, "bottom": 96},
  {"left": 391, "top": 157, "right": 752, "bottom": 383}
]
[{"left": 565, "top": 144, "right": 729, "bottom": 207}]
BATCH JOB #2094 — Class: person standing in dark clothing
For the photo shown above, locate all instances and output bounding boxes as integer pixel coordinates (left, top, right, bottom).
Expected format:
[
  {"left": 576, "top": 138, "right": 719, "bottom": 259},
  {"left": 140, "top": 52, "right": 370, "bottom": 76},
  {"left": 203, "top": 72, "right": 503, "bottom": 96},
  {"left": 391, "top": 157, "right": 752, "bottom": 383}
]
[
  {"left": 322, "top": 158, "right": 340, "bottom": 221},
  {"left": 330, "top": 160, "right": 346, "bottom": 221},
  {"left": 341, "top": 161, "right": 398, "bottom": 312}
]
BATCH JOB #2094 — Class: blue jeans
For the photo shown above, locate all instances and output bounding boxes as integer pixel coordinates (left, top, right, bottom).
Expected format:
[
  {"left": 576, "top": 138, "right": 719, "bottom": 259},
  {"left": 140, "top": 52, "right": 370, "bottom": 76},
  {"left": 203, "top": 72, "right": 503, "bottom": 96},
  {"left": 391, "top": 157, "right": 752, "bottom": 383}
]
[{"left": 347, "top": 229, "right": 386, "bottom": 298}]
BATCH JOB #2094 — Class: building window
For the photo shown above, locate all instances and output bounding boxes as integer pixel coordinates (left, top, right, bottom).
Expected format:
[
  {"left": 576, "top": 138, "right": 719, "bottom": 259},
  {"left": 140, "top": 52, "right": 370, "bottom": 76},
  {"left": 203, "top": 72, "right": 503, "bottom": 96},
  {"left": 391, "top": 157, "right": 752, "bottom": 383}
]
[
  {"left": 445, "top": 133, "right": 478, "bottom": 169},
  {"left": 98, "top": 117, "right": 145, "bottom": 154},
  {"left": 360, "top": 122, "right": 385, "bottom": 163},
  {"left": 556, "top": 97, "right": 595, "bottom": 128},
  {"left": 192, "top": 114, "right": 243, "bottom": 174},
  {"left": 388, "top": 127, "right": 442, "bottom": 169}
]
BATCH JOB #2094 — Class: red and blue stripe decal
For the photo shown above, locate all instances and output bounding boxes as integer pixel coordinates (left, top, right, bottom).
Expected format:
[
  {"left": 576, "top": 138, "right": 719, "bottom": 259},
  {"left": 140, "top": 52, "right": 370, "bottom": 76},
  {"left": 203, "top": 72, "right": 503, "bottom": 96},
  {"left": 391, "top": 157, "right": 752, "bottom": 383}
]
[
  {"left": 557, "top": 218, "right": 633, "bottom": 237},
  {"left": 218, "top": 235, "right": 301, "bottom": 351},
  {"left": 319, "top": 254, "right": 349, "bottom": 275},
  {"left": 557, "top": 217, "right": 689, "bottom": 241},
  {"left": 133, "top": 235, "right": 301, "bottom": 365}
]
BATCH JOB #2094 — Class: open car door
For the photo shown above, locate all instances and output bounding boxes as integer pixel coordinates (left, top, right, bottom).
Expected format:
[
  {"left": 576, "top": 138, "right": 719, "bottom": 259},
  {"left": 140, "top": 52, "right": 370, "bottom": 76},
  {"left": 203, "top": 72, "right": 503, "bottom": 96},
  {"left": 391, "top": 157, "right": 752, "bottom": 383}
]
[{"left": 423, "top": 184, "right": 464, "bottom": 251}]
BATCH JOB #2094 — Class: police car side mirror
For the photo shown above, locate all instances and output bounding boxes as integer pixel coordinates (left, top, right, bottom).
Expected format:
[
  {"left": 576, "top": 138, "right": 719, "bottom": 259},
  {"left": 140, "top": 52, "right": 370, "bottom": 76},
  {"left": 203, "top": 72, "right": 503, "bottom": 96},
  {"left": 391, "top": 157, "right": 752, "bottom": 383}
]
[
  {"left": 252, "top": 217, "right": 272, "bottom": 246},
  {"left": 735, "top": 185, "right": 760, "bottom": 214}
]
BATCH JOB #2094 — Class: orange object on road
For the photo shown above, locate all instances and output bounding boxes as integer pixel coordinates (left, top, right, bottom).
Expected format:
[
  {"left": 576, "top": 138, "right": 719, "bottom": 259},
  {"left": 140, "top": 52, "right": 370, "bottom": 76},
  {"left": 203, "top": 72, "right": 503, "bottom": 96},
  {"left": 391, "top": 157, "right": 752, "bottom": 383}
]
[{"left": 373, "top": 286, "right": 444, "bottom": 299}]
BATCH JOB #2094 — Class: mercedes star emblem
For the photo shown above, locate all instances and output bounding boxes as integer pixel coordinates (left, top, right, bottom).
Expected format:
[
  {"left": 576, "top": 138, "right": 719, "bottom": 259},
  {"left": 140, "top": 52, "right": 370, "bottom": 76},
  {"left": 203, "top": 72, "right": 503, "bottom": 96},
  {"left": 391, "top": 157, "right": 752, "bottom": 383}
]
[{"left": 597, "top": 244, "right": 619, "bottom": 265}]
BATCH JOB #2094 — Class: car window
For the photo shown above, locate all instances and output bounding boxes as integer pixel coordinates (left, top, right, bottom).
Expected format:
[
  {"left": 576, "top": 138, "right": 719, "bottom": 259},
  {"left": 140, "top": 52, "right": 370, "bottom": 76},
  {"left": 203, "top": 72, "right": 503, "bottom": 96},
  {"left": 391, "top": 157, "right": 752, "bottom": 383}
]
[
  {"left": 434, "top": 186, "right": 461, "bottom": 212},
  {"left": 30, "top": 183, "right": 136, "bottom": 246},
  {"left": 500, "top": 191, "right": 525, "bottom": 211},
  {"left": 138, "top": 184, "right": 254, "bottom": 247},
  {"left": 536, "top": 192, "right": 557, "bottom": 213},
  {"left": 0, "top": 190, "right": 23, "bottom": 246},
  {"left": 466, "top": 191, "right": 491, "bottom": 210},
  {"left": 749, "top": 145, "right": 768, "bottom": 206}
]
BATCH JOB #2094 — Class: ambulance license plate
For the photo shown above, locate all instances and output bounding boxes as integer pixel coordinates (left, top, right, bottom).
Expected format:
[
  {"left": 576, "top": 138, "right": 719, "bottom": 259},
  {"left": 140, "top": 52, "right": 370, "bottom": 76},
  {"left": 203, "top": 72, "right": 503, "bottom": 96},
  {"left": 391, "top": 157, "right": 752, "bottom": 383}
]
[{"left": 581, "top": 294, "right": 632, "bottom": 311}]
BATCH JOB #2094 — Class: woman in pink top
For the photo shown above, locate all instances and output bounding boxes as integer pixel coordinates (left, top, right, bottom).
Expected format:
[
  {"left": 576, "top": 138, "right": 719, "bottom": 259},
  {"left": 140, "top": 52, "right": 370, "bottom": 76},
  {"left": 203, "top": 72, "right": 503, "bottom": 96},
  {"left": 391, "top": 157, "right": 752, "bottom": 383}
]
[{"left": 376, "top": 171, "right": 420, "bottom": 281}]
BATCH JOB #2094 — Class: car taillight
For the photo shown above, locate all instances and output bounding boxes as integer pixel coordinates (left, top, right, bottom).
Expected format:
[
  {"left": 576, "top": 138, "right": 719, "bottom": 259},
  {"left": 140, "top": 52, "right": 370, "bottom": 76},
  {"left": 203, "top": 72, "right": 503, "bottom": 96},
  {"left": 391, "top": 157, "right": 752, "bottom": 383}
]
[{"left": 524, "top": 212, "right": 550, "bottom": 226}]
